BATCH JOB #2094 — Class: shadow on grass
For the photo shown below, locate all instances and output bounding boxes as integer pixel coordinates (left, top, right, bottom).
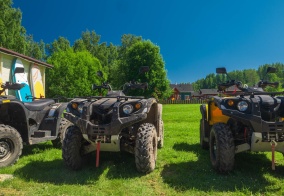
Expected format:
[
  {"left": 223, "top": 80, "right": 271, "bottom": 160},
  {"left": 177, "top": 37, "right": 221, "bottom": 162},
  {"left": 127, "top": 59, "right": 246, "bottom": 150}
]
[
  {"left": 162, "top": 142, "right": 284, "bottom": 193},
  {"left": 14, "top": 151, "right": 143, "bottom": 185},
  {"left": 21, "top": 141, "right": 56, "bottom": 158}
]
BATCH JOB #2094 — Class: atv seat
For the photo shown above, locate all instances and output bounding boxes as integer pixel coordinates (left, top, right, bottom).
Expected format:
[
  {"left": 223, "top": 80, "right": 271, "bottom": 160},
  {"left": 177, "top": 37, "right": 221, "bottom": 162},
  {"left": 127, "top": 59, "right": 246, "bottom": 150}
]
[{"left": 23, "top": 99, "right": 55, "bottom": 111}]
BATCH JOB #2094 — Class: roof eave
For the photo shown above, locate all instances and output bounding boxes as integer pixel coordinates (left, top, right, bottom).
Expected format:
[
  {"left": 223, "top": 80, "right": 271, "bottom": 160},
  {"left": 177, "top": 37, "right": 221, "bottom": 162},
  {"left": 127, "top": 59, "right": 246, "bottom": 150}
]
[{"left": 0, "top": 47, "right": 53, "bottom": 68}]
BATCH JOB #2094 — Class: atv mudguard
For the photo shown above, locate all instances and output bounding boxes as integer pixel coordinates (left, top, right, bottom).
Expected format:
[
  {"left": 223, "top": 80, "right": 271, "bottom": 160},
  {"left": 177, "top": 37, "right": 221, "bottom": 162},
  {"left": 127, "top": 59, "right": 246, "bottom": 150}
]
[
  {"left": 38, "top": 102, "right": 68, "bottom": 139},
  {"left": 206, "top": 97, "right": 230, "bottom": 126},
  {"left": 140, "top": 98, "right": 161, "bottom": 134},
  {"left": 200, "top": 104, "right": 207, "bottom": 121},
  {"left": 200, "top": 104, "right": 210, "bottom": 140}
]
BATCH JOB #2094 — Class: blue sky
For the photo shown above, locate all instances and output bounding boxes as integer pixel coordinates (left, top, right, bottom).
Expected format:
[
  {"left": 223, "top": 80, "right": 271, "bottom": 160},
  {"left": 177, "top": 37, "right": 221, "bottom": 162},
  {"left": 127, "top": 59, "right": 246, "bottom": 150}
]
[{"left": 12, "top": 0, "right": 284, "bottom": 84}]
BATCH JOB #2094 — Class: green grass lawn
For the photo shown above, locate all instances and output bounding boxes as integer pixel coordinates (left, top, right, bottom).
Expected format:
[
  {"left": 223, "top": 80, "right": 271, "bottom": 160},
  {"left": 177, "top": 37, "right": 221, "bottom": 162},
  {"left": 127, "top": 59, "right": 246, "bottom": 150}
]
[{"left": 1, "top": 104, "right": 284, "bottom": 195}]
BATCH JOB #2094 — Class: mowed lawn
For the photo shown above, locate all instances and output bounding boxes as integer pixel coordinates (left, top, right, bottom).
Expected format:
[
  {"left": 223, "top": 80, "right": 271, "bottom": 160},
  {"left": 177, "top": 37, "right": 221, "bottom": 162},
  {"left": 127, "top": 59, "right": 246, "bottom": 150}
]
[{"left": 1, "top": 104, "right": 284, "bottom": 195}]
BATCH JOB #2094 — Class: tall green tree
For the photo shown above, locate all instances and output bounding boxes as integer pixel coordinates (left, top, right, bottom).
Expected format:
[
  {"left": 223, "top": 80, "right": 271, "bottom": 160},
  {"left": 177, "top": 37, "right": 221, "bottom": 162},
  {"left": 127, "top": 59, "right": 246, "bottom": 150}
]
[
  {"left": 73, "top": 30, "right": 118, "bottom": 81},
  {"left": 110, "top": 34, "right": 143, "bottom": 88},
  {"left": 117, "top": 40, "right": 171, "bottom": 99},
  {"left": 46, "top": 49, "right": 105, "bottom": 98},
  {"left": 0, "top": 0, "right": 27, "bottom": 53},
  {"left": 242, "top": 69, "right": 259, "bottom": 86},
  {"left": 0, "top": 0, "right": 46, "bottom": 60},
  {"left": 25, "top": 35, "right": 46, "bottom": 60},
  {"left": 118, "top": 34, "right": 142, "bottom": 56},
  {"left": 46, "top": 36, "right": 71, "bottom": 55}
]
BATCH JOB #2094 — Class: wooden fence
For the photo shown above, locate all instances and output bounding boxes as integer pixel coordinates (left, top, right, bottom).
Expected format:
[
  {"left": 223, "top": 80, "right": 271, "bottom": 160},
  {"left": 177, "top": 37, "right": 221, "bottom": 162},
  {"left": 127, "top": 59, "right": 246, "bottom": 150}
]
[
  {"left": 160, "top": 99, "right": 208, "bottom": 104},
  {"left": 53, "top": 96, "right": 208, "bottom": 105}
]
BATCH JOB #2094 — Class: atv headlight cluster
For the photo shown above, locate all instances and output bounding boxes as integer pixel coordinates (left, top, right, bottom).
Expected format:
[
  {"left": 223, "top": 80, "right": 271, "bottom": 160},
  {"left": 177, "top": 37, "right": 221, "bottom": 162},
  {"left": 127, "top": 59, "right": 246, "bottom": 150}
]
[
  {"left": 77, "top": 103, "right": 84, "bottom": 113},
  {"left": 71, "top": 102, "right": 85, "bottom": 114},
  {"left": 237, "top": 101, "right": 248, "bottom": 112},
  {"left": 123, "top": 104, "right": 134, "bottom": 114}
]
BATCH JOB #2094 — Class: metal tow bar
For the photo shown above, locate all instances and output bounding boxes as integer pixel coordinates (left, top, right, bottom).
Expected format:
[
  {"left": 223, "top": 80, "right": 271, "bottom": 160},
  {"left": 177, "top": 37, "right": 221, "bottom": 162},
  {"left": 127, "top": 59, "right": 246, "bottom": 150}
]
[
  {"left": 96, "top": 140, "right": 101, "bottom": 167},
  {"left": 271, "top": 140, "right": 277, "bottom": 170}
]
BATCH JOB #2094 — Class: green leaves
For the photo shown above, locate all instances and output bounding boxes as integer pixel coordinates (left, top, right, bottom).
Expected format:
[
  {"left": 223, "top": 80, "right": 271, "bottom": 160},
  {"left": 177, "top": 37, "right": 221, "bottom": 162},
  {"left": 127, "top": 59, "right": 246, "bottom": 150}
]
[
  {"left": 116, "top": 39, "right": 171, "bottom": 99},
  {"left": 0, "top": 1, "right": 47, "bottom": 59},
  {"left": 46, "top": 49, "right": 105, "bottom": 98}
]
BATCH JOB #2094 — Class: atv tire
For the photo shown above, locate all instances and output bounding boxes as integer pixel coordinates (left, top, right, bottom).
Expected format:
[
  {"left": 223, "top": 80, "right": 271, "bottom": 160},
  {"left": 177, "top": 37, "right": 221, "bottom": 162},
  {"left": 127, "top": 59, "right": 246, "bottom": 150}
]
[
  {"left": 209, "top": 123, "right": 235, "bottom": 173},
  {"left": 135, "top": 123, "right": 157, "bottom": 173},
  {"left": 62, "top": 126, "right": 85, "bottom": 170},
  {"left": 0, "top": 124, "right": 23, "bottom": 168},
  {"left": 52, "top": 118, "right": 73, "bottom": 148}
]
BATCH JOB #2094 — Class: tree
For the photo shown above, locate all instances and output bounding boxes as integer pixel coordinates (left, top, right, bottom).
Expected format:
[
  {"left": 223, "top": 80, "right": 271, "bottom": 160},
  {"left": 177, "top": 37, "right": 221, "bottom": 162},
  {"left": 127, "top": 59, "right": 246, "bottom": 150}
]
[
  {"left": 118, "top": 40, "right": 171, "bottom": 99},
  {"left": 46, "top": 36, "right": 71, "bottom": 55},
  {"left": 25, "top": 35, "right": 46, "bottom": 60},
  {"left": 0, "top": 0, "right": 27, "bottom": 53},
  {"left": 73, "top": 30, "right": 103, "bottom": 63},
  {"left": 110, "top": 34, "right": 143, "bottom": 89},
  {"left": 119, "top": 34, "right": 142, "bottom": 53},
  {"left": 73, "top": 30, "right": 118, "bottom": 82},
  {"left": 242, "top": 69, "right": 259, "bottom": 87},
  {"left": 46, "top": 49, "right": 105, "bottom": 98},
  {"left": 0, "top": 0, "right": 46, "bottom": 60}
]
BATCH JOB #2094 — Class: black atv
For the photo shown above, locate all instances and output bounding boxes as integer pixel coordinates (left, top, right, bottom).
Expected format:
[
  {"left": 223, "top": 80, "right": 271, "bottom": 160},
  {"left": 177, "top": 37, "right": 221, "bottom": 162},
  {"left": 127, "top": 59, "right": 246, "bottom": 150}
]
[
  {"left": 0, "top": 67, "right": 68, "bottom": 168},
  {"left": 200, "top": 66, "right": 284, "bottom": 172},
  {"left": 62, "top": 67, "right": 164, "bottom": 173}
]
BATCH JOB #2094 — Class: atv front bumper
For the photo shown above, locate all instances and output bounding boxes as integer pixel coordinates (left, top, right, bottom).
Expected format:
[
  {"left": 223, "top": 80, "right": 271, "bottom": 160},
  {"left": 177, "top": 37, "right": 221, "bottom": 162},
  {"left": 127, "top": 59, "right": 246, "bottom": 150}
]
[{"left": 222, "top": 109, "right": 284, "bottom": 142}]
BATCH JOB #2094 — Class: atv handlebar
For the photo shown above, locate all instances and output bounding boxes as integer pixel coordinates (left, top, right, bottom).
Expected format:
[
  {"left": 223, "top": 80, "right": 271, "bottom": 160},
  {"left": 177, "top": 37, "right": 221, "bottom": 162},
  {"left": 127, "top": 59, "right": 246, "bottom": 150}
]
[
  {"left": 258, "top": 81, "right": 279, "bottom": 88},
  {"left": 217, "top": 80, "right": 237, "bottom": 91},
  {"left": 123, "top": 82, "right": 148, "bottom": 91},
  {"left": 0, "top": 82, "right": 24, "bottom": 94},
  {"left": 218, "top": 79, "right": 280, "bottom": 95},
  {"left": 92, "top": 83, "right": 112, "bottom": 91},
  {"left": 1, "top": 82, "right": 24, "bottom": 90}
]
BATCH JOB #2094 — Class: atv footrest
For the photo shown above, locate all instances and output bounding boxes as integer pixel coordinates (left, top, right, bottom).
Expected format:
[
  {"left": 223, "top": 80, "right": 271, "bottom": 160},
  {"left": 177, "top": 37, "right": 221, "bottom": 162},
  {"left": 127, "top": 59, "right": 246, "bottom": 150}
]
[
  {"left": 30, "top": 136, "right": 57, "bottom": 145},
  {"left": 33, "top": 130, "right": 51, "bottom": 138}
]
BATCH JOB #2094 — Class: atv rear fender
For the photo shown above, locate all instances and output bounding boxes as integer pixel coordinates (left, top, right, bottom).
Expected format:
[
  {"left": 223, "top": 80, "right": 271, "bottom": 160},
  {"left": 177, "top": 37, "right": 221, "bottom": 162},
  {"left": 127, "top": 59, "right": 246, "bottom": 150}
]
[{"left": 0, "top": 99, "right": 67, "bottom": 145}]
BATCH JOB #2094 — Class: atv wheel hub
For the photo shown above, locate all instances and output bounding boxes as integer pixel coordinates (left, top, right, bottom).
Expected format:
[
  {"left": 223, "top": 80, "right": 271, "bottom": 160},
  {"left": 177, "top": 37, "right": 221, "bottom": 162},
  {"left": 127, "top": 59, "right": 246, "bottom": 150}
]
[{"left": 0, "top": 140, "right": 12, "bottom": 160}]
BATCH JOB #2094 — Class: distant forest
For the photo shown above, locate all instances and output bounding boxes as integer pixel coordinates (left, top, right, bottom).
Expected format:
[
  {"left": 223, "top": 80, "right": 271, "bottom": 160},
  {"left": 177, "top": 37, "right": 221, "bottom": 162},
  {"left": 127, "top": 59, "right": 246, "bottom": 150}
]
[{"left": 192, "top": 63, "right": 284, "bottom": 92}]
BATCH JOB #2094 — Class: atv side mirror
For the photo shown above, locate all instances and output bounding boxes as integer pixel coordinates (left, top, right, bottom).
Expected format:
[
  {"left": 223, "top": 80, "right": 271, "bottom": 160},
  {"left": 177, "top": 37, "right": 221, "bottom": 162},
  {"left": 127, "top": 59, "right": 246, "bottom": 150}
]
[
  {"left": 97, "top": 71, "right": 103, "bottom": 77},
  {"left": 266, "top": 67, "right": 276, "bottom": 74},
  {"left": 139, "top": 66, "right": 149, "bottom": 74},
  {"left": 216, "top": 67, "right": 227, "bottom": 74},
  {"left": 14, "top": 67, "right": 24, "bottom": 74}
]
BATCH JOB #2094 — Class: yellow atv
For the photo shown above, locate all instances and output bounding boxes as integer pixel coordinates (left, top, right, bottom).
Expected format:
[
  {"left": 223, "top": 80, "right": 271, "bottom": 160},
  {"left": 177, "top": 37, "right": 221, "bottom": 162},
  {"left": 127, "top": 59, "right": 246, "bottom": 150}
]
[{"left": 200, "top": 67, "right": 283, "bottom": 173}]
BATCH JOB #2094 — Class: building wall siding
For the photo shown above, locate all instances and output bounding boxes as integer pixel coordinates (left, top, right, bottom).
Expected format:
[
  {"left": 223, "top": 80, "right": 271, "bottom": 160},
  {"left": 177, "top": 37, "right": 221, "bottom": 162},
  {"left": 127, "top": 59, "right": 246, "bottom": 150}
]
[{"left": 0, "top": 52, "right": 47, "bottom": 97}]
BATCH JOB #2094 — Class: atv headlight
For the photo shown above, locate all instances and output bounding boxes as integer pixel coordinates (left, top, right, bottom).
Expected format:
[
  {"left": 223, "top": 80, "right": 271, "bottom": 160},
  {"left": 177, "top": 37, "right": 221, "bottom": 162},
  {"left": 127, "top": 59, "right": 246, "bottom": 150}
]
[
  {"left": 237, "top": 101, "right": 248, "bottom": 112},
  {"left": 78, "top": 103, "right": 84, "bottom": 113},
  {"left": 123, "top": 104, "right": 133, "bottom": 114}
]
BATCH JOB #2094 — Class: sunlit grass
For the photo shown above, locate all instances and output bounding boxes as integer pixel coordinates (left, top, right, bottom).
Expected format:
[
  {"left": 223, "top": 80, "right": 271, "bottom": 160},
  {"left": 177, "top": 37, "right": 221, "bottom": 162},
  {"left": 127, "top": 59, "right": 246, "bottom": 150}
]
[{"left": 1, "top": 104, "right": 284, "bottom": 195}]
